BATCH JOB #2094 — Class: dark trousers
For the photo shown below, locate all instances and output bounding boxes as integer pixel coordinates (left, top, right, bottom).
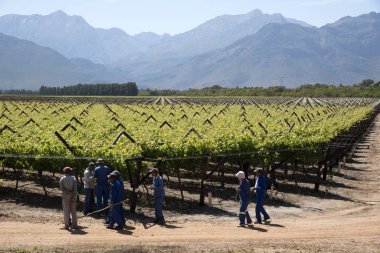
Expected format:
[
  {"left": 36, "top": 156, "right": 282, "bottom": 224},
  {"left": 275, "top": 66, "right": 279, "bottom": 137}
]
[
  {"left": 154, "top": 196, "right": 164, "bottom": 221},
  {"left": 119, "top": 203, "right": 125, "bottom": 224},
  {"left": 255, "top": 194, "right": 270, "bottom": 222},
  {"left": 96, "top": 184, "right": 109, "bottom": 210},
  {"left": 239, "top": 199, "right": 252, "bottom": 225},
  {"left": 109, "top": 205, "right": 123, "bottom": 228},
  {"left": 84, "top": 188, "right": 94, "bottom": 215}
]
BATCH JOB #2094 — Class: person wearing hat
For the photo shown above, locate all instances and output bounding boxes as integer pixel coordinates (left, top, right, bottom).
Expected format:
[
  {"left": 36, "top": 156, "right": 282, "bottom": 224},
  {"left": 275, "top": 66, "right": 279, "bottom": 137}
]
[
  {"left": 235, "top": 171, "right": 253, "bottom": 226},
  {"left": 251, "top": 167, "right": 270, "bottom": 224},
  {"left": 83, "top": 162, "right": 95, "bottom": 215},
  {"left": 93, "top": 158, "right": 111, "bottom": 214},
  {"left": 59, "top": 167, "right": 78, "bottom": 229},
  {"left": 106, "top": 172, "right": 123, "bottom": 230},
  {"left": 149, "top": 168, "right": 165, "bottom": 224},
  {"left": 105, "top": 170, "right": 125, "bottom": 225}
]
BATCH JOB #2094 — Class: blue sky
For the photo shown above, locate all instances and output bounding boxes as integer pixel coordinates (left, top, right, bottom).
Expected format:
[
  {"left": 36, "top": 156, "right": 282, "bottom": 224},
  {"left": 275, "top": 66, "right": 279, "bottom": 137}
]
[{"left": 0, "top": 0, "right": 379, "bottom": 35}]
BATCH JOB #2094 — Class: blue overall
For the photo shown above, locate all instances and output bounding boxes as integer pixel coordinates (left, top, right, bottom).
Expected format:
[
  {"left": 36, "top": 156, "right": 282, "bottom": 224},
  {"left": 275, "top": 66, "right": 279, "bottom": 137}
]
[
  {"left": 152, "top": 175, "right": 165, "bottom": 221},
  {"left": 238, "top": 178, "right": 252, "bottom": 225},
  {"left": 94, "top": 165, "right": 110, "bottom": 210},
  {"left": 109, "top": 179, "right": 123, "bottom": 228},
  {"left": 117, "top": 177, "right": 125, "bottom": 224},
  {"left": 255, "top": 175, "right": 270, "bottom": 223}
]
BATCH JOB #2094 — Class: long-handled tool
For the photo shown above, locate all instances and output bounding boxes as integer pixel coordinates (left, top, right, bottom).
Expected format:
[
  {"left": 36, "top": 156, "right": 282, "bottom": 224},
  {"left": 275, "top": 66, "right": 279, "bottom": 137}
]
[{"left": 77, "top": 199, "right": 128, "bottom": 219}]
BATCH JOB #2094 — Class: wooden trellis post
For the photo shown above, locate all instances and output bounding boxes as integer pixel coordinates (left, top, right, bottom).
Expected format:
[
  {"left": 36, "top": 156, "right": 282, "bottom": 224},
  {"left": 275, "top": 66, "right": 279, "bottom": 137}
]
[
  {"left": 217, "top": 156, "right": 226, "bottom": 189},
  {"left": 314, "top": 161, "right": 322, "bottom": 192},
  {"left": 175, "top": 165, "right": 185, "bottom": 201},
  {"left": 199, "top": 155, "right": 209, "bottom": 206},
  {"left": 126, "top": 157, "right": 143, "bottom": 213}
]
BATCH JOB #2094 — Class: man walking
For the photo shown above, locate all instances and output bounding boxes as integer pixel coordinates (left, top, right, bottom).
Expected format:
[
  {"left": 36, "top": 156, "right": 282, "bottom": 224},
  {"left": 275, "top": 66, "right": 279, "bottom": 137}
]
[
  {"left": 149, "top": 168, "right": 165, "bottom": 224},
  {"left": 94, "top": 158, "right": 110, "bottom": 214},
  {"left": 236, "top": 171, "right": 253, "bottom": 226},
  {"left": 251, "top": 167, "right": 270, "bottom": 224},
  {"left": 83, "top": 162, "right": 95, "bottom": 215},
  {"left": 59, "top": 167, "right": 78, "bottom": 229}
]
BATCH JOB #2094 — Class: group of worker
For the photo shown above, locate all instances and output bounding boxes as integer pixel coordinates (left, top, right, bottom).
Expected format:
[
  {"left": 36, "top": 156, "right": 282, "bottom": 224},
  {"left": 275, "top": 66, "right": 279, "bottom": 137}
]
[
  {"left": 59, "top": 158, "right": 165, "bottom": 230},
  {"left": 59, "top": 159, "right": 270, "bottom": 230}
]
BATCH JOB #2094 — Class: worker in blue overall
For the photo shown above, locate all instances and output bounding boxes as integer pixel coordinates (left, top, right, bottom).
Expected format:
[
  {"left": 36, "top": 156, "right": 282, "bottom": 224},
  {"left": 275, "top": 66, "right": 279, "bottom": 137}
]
[
  {"left": 149, "top": 168, "right": 165, "bottom": 224},
  {"left": 112, "top": 170, "right": 125, "bottom": 225},
  {"left": 236, "top": 171, "right": 252, "bottom": 226},
  {"left": 251, "top": 167, "right": 270, "bottom": 224},
  {"left": 106, "top": 172, "right": 123, "bottom": 230},
  {"left": 93, "top": 158, "right": 110, "bottom": 215}
]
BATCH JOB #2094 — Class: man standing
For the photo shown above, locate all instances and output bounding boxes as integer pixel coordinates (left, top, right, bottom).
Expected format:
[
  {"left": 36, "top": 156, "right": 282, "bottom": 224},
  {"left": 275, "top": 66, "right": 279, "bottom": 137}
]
[
  {"left": 83, "top": 162, "right": 95, "bottom": 215},
  {"left": 149, "top": 168, "right": 165, "bottom": 224},
  {"left": 93, "top": 158, "right": 110, "bottom": 214},
  {"left": 236, "top": 171, "right": 252, "bottom": 226},
  {"left": 112, "top": 170, "right": 125, "bottom": 225},
  {"left": 251, "top": 167, "right": 270, "bottom": 224},
  {"left": 106, "top": 172, "right": 123, "bottom": 230},
  {"left": 59, "top": 167, "right": 78, "bottom": 229}
]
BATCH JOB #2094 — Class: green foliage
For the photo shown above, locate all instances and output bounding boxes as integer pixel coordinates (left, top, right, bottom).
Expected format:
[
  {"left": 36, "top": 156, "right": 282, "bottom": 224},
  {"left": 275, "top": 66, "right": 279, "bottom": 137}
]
[
  {"left": 0, "top": 97, "right": 377, "bottom": 173},
  {"left": 138, "top": 79, "right": 380, "bottom": 97},
  {"left": 39, "top": 82, "right": 138, "bottom": 96}
]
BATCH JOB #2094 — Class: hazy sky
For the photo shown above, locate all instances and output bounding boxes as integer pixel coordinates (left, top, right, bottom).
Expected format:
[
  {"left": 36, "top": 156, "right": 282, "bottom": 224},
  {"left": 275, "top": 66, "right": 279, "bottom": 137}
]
[{"left": 0, "top": 0, "right": 379, "bottom": 35}]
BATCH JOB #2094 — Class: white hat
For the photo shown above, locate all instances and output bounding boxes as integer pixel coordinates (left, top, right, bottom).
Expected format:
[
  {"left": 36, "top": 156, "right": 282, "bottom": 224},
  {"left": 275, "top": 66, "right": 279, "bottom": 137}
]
[{"left": 235, "top": 171, "right": 245, "bottom": 179}]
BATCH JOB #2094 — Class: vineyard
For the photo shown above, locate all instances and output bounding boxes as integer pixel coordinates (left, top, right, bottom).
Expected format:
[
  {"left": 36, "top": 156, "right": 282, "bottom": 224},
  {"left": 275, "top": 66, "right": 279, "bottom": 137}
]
[
  {"left": 0, "top": 96, "right": 379, "bottom": 207},
  {"left": 1, "top": 95, "right": 380, "bottom": 252}
]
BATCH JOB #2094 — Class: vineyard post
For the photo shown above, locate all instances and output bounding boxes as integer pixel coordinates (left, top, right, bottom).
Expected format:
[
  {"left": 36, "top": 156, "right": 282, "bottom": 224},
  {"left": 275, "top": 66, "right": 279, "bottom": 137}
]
[
  {"left": 199, "top": 155, "right": 209, "bottom": 206},
  {"left": 217, "top": 156, "right": 225, "bottom": 189},
  {"left": 328, "top": 148, "right": 336, "bottom": 176},
  {"left": 322, "top": 163, "right": 328, "bottom": 182},
  {"left": 293, "top": 159, "right": 298, "bottom": 186},
  {"left": 322, "top": 149, "right": 329, "bottom": 181},
  {"left": 12, "top": 167, "right": 21, "bottom": 191},
  {"left": 175, "top": 164, "right": 184, "bottom": 201},
  {"left": 314, "top": 161, "right": 322, "bottom": 192},
  {"left": 284, "top": 163, "right": 288, "bottom": 176},
  {"left": 126, "top": 158, "right": 141, "bottom": 214}
]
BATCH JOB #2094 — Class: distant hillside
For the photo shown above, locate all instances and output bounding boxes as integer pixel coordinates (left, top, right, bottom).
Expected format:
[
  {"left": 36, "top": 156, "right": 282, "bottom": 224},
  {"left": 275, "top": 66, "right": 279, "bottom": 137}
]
[
  {"left": 0, "top": 9, "right": 311, "bottom": 65},
  {"left": 0, "top": 10, "right": 379, "bottom": 89},
  {"left": 0, "top": 33, "right": 131, "bottom": 89},
  {"left": 0, "top": 10, "right": 145, "bottom": 64},
  {"left": 0, "top": 32, "right": 90, "bottom": 90},
  {"left": 129, "top": 12, "right": 380, "bottom": 88}
]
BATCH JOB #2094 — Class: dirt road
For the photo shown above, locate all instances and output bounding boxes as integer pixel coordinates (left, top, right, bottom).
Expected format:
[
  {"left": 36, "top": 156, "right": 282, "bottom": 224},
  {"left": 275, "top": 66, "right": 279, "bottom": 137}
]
[{"left": 1, "top": 116, "right": 380, "bottom": 253}]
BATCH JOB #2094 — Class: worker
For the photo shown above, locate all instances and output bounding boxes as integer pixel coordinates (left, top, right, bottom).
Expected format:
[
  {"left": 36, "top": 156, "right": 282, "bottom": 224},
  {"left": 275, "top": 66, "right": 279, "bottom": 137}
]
[
  {"left": 149, "top": 168, "right": 165, "bottom": 224},
  {"left": 251, "top": 167, "right": 270, "bottom": 224},
  {"left": 59, "top": 167, "right": 78, "bottom": 229},
  {"left": 112, "top": 170, "right": 125, "bottom": 225},
  {"left": 83, "top": 162, "right": 95, "bottom": 215},
  {"left": 93, "top": 158, "right": 110, "bottom": 215},
  {"left": 236, "top": 171, "right": 252, "bottom": 226},
  {"left": 106, "top": 172, "right": 123, "bottom": 230}
]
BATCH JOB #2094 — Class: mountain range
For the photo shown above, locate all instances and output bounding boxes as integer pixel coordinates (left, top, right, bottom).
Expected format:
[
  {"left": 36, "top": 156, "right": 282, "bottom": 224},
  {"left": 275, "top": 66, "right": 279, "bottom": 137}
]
[{"left": 0, "top": 9, "right": 379, "bottom": 90}]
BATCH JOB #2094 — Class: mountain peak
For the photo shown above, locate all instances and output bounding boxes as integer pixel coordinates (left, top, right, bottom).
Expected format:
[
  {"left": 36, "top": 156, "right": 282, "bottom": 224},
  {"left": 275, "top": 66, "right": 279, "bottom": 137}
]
[
  {"left": 246, "top": 9, "right": 263, "bottom": 16},
  {"left": 49, "top": 10, "right": 68, "bottom": 17}
]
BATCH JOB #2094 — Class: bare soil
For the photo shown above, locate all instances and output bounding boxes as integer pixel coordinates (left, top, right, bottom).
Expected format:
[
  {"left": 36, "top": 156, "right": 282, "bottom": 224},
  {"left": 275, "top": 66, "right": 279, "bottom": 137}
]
[{"left": 1, "top": 116, "right": 380, "bottom": 253}]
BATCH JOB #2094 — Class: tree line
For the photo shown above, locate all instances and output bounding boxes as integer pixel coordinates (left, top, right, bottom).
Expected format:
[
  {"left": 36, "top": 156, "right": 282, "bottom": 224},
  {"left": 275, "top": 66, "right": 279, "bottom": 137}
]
[
  {"left": 1, "top": 79, "right": 379, "bottom": 97},
  {"left": 139, "top": 79, "right": 380, "bottom": 97},
  {"left": 38, "top": 82, "right": 138, "bottom": 96}
]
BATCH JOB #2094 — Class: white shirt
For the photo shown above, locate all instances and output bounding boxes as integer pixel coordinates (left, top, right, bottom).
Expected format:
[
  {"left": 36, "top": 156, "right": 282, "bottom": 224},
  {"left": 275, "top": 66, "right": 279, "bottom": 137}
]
[{"left": 83, "top": 169, "right": 95, "bottom": 189}]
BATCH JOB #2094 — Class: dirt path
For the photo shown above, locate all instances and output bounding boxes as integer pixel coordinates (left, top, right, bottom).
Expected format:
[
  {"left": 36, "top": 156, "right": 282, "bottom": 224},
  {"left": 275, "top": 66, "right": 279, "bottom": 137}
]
[{"left": 1, "top": 116, "right": 380, "bottom": 253}]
